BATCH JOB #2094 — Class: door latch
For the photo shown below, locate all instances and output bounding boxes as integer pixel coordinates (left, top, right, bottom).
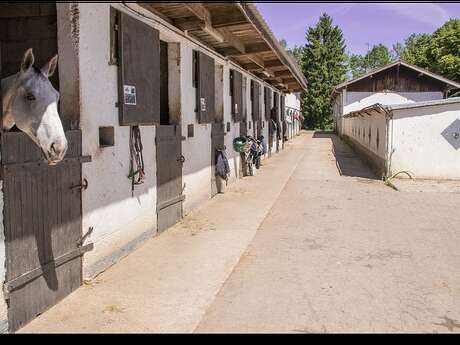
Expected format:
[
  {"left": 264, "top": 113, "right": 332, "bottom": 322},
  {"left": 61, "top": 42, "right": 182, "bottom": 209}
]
[
  {"left": 177, "top": 155, "right": 186, "bottom": 164},
  {"left": 70, "top": 178, "right": 88, "bottom": 191}
]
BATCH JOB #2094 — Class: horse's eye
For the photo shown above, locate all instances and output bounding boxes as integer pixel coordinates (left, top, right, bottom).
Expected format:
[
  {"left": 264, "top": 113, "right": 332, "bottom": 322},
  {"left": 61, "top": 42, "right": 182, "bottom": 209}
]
[{"left": 26, "top": 93, "right": 36, "bottom": 101}]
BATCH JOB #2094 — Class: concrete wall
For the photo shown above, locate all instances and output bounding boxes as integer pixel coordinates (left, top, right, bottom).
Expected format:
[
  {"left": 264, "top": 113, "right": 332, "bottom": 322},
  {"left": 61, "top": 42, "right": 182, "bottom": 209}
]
[
  {"left": 342, "top": 111, "right": 388, "bottom": 176},
  {"left": 77, "top": 3, "right": 289, "bottom": 278},
  {"left": 389, "top": 102, "right": 460, "bottom": 179}
]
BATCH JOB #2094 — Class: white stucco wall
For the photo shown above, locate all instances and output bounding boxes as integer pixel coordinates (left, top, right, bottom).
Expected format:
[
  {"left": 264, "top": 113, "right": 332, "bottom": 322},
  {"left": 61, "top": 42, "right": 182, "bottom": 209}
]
[
  {"left": 342, "top": 112, "right": 387, "bottom": 160},
  {"left": 78, "top": 4, "right": 158, "bottom": 277},
  {"left": 389, "top": 102, "right": 460, "bottom": 179}
]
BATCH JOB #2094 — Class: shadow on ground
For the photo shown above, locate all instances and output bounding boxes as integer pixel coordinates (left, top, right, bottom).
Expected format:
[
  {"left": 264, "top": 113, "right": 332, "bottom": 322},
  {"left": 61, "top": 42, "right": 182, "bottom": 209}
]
[{"left": 312, "top": 131, "right": 378, "bottom": 180}]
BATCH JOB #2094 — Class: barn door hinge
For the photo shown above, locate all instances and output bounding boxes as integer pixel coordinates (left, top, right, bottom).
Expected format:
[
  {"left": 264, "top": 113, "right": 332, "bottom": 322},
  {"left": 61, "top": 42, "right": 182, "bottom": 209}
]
[{"left": 77, "top": 226, "right": 94, "bottom": 247}]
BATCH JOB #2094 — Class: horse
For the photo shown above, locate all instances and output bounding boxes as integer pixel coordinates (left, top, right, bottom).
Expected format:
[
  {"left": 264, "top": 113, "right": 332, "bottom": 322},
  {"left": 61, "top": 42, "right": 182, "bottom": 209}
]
[{"left": 1, "top": 48, "right": 68, "bottom": 165}]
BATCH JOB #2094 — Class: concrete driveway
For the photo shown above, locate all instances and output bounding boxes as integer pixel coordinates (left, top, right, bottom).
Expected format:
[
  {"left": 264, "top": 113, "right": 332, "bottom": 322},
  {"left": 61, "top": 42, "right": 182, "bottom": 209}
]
[
  {"left": 195, "top": 131, "right": 460, "bottom": 333},
  {"left": 20, "top": 131, "right": 460, "bottom": 333}
]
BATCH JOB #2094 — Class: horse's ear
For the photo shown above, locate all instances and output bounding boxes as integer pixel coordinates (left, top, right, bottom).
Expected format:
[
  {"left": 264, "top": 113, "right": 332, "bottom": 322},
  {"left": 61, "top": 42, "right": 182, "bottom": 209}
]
[
  {"left": 21, "top": 48, "right": 34, "bottom": 73},
  {"left": 41, "top": 54, "right": 58, "bottom": 78}
]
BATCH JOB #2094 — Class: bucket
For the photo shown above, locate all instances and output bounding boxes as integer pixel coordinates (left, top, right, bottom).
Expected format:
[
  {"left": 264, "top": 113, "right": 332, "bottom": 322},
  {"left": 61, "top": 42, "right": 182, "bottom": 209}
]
[{"left": 233, "top": 136, "right": 248, "bottom": 153}]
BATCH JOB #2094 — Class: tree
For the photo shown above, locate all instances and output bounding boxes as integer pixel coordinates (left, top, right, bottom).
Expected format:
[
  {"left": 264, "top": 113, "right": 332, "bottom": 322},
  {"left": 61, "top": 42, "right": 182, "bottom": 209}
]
[
  {"left": 347, "top": 54, "right": 367, "bottom": 79},
  {"left": 287, "top": 45, "right": 304, "bottom": 66},
  {"left": 347, "top": 44, "right": 393, "bottom": 79},
  {"left": 391, "top": 42, "right": 404, "bottom": 61},
  {"left": 399, "top": 33, "right": 431, "bottom": 68},
  {"left": 301, "top": 13, "right": 347, "bottom": 130},
  {"left": 428, "top": 19, "right": 460, "bottom": 82}
]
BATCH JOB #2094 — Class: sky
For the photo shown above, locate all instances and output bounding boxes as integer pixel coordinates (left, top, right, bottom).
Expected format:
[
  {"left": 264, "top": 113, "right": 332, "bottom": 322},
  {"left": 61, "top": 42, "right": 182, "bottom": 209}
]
[{"left": 256, "top": 2, "right": 460, "bottom": 55}]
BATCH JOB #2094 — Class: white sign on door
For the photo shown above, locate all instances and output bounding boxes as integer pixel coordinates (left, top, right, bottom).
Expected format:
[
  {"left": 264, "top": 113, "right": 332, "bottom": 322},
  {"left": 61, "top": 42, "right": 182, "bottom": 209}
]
[
  {"left": 123, "top": 85, "right": 137, "bottom": 105},
  {"left": 200, "top": 97, "right": 206, "bottom": 111}
]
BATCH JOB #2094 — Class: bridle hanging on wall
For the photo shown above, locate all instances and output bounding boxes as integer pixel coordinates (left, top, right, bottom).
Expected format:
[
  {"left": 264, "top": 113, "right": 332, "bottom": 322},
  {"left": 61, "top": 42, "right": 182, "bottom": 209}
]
[{"left": 128, "top": 125, "right": 145, "bottom": 195}]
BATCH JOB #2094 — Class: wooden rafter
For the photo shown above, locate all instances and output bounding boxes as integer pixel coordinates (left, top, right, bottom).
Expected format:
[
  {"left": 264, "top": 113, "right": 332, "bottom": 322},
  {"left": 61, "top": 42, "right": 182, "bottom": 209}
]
[
  {"left": 138, "top": 3, "right": 174, "bottom": 24},
  {"left": 184, "top": 3, "right": 210, "bottom": 22},
  {"left": 217, "top": 27, "right": 245, "bottom": 53},
  {"left": 265, "top": 59, "right": 283, "bottom": 68},
  {"left": 244, "top": 42, "right": 271, "bottom": 54},
  {"left": 246, "top": 54, "right": 265, "bottom": 69},
  {"left": 281, "top": 77, "right": 296, "bottom": 84},
  {"left": 211, "top": 12, "right": 248, "bottom": 28},
  {"left": 274, "top": 69, "right": 292, "bottom": 78}
]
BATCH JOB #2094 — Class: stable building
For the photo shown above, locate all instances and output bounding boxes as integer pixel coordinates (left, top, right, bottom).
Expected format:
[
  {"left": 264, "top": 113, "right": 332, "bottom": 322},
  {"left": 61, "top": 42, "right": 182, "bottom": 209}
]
[
  {"left": 0, "top": 3, "right": 307, "bottom": 332},
  {"left": 332, "top": 60, "right": 460, "bottom": 180}
]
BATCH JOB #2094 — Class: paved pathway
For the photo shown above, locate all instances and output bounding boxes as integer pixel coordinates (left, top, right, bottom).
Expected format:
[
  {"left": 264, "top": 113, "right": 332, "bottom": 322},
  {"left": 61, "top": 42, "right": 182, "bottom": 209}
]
[
  {"left": 195, "top": 131, "right": 460, "bottom": 333},
  {"left": 20, "top": 131, "right": 460, "bottom": 333}
]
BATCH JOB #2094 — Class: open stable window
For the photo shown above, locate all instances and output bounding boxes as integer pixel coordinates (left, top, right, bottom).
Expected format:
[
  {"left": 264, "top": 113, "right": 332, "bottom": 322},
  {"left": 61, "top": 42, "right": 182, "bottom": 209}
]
[
  {"left": 280, "top": 95, "right": 285, "bottom": 119},
  {"left": 251, "top": 80, "right": 260, "bottom": 121},
  {"left": 193, "top": 50, "right": 215, "bottom": 124},
  {"left": 274, "top": 92, "right": 279, "bottom": 119},
  {"left": 159, "top": 40, "right": 170, "bottom": 125},
  {"left": 264, "top": 86, "right": 272, "bottom": 120},
  {"left": 109, "top": 7, "right": 119, "bottom": 65},
  {"left": 117, "top": 11, "right": 160, "bottom": 126},
  {"left": 230, "top": 69, "right": 243, "bottom": 122}
]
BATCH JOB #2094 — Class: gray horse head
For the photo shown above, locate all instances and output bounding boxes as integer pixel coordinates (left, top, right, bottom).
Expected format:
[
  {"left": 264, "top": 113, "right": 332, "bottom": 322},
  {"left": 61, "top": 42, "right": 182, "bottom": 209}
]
[{"left": 2, "top": 48, "right": 67, "bottom": 165}]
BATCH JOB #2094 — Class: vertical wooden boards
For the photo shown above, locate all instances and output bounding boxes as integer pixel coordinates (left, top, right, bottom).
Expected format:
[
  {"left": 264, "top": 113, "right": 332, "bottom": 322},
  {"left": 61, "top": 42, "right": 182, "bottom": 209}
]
[
  {"left": 264, "top": 86, "right": 272, "bottom": 120},
  {"left": 196, "top": 51, "right": 215, "bottom": 124},
  {"left": 118, "top": 12, "right": 160, "bottom": 126},
  {"left": 156, "top": 125, "right": 183, "bottom": 233},
  {"left": 2, "top": 131, "right": 84, "bottom": 332},
  {"left": 230, "top": 69, "right": 243, "bottom": 122}
]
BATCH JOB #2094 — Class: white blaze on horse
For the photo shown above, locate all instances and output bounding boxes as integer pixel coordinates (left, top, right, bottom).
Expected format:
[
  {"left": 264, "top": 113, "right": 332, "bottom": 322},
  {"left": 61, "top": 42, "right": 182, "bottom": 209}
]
[{"left": 1, "top": 48, "right": 68, "bottom": 165}]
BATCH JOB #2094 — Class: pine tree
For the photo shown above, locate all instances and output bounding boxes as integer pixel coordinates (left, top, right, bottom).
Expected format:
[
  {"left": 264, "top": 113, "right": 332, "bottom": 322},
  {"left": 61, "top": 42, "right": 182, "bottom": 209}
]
[{"left": 300, "top": 13, "right": 347, "bottom": 130}]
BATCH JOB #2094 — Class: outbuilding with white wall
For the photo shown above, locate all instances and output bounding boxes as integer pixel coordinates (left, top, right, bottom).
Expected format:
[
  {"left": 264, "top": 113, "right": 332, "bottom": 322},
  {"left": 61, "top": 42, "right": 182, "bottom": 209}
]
[{"left": 341, "top": 97, "right": 460, "bottom": 180}]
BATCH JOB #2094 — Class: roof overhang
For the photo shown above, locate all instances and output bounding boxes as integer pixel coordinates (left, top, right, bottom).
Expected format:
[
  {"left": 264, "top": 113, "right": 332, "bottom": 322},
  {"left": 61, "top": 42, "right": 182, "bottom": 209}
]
[
  {"left": 343, "top": 103, "right": 389, "bottom": 119},
  {"left": 342, "top": 97, "right": 460, "bottom": 119},
  {"left": 136, "top": 2, "right": 307, "bottom": 93}
]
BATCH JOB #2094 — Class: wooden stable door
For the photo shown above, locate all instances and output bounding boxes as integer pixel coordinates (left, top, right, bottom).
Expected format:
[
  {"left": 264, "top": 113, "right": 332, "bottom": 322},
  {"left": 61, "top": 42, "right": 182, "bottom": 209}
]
[
  {"left": 1, "top": 131, "right": 90, "bottom": 332},
  {"left": 156, "top": 125, "right": 184, "bottom": 233}
]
